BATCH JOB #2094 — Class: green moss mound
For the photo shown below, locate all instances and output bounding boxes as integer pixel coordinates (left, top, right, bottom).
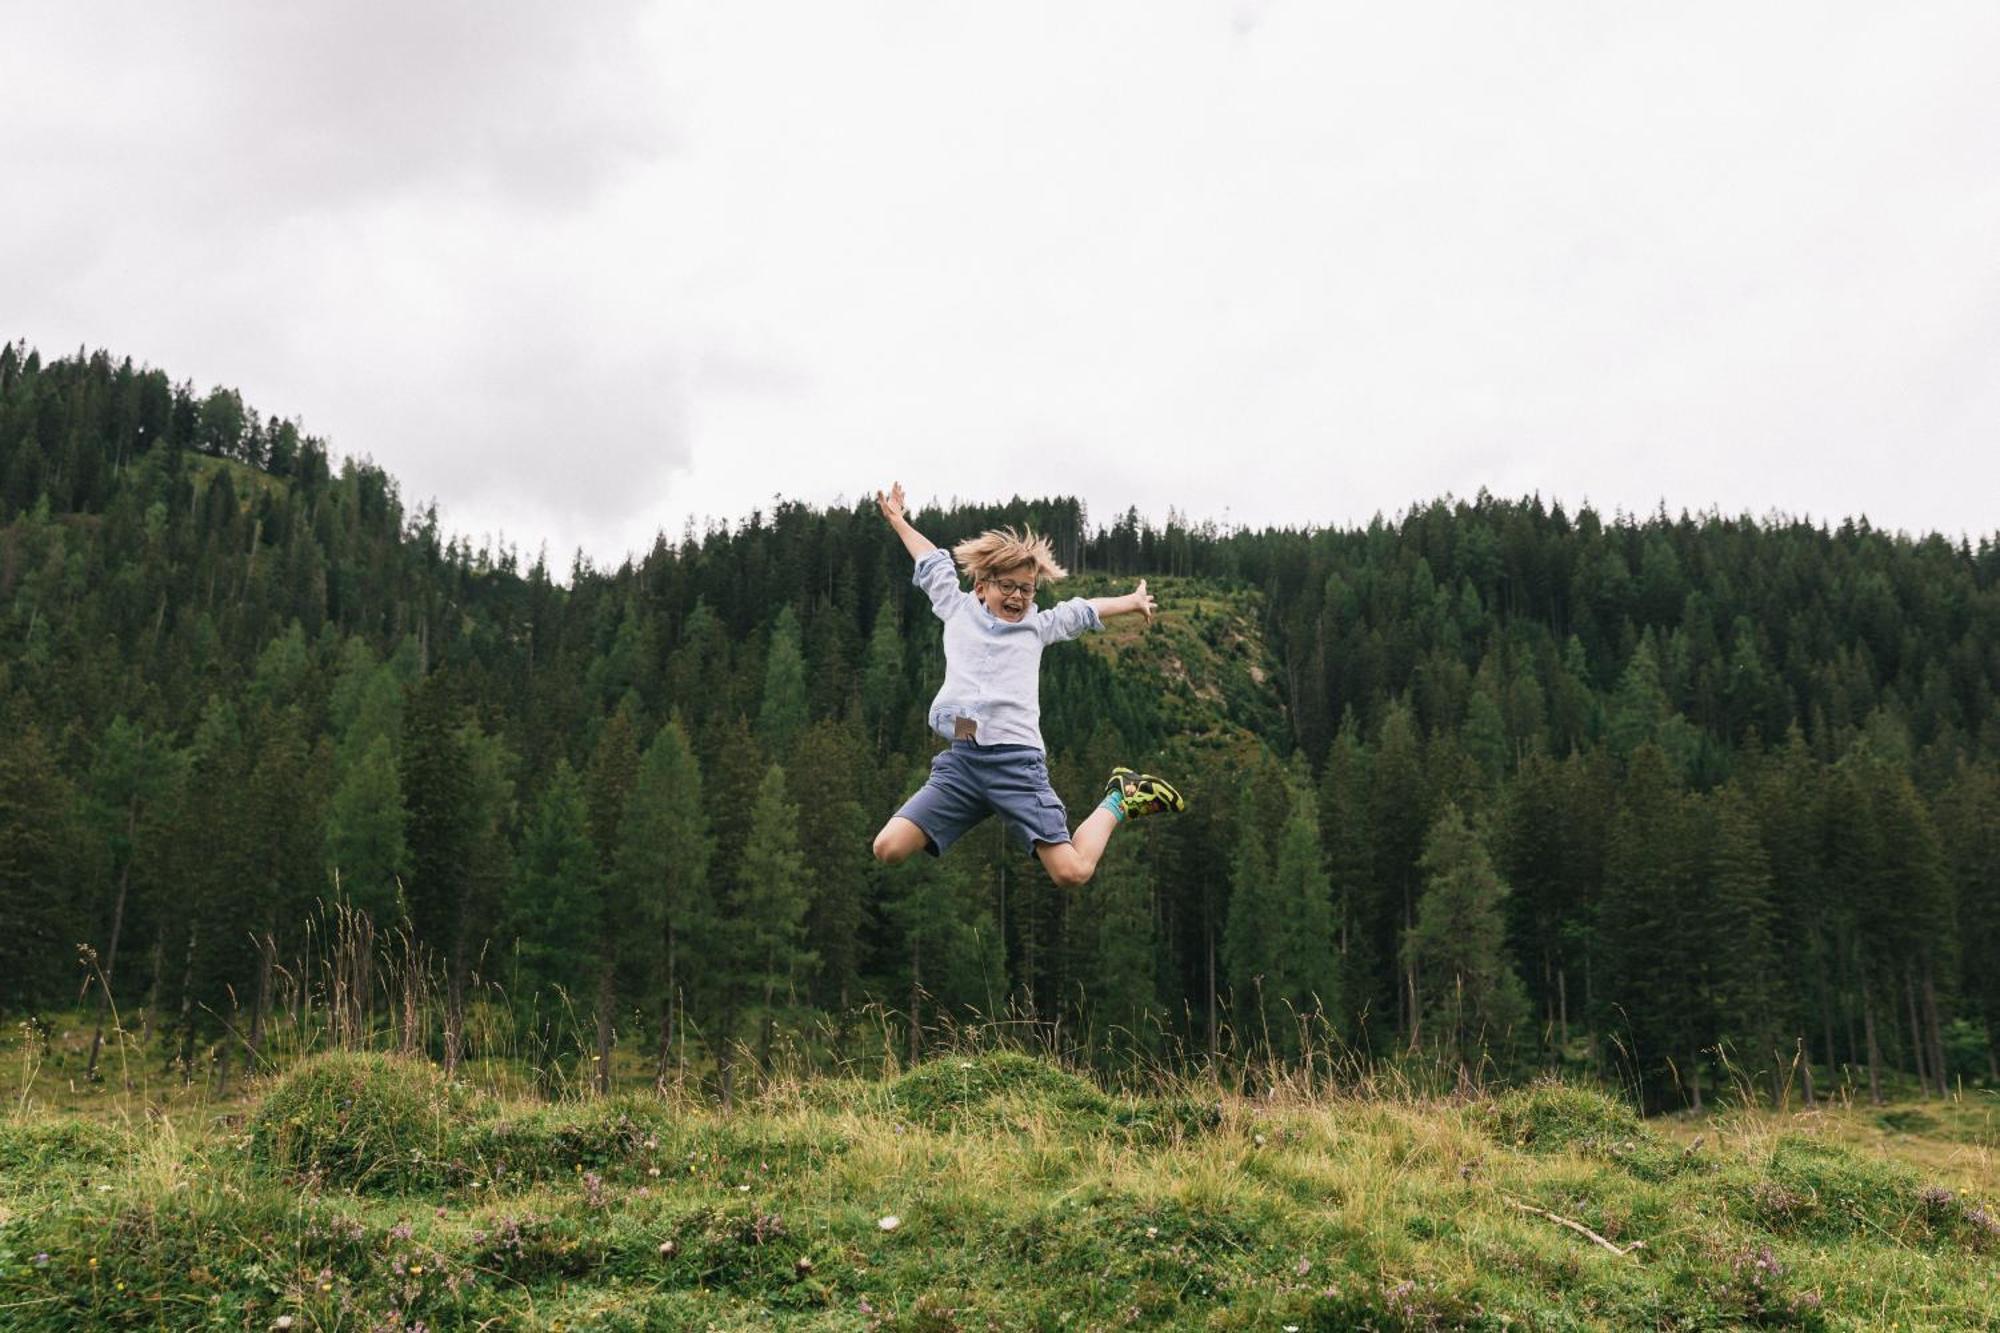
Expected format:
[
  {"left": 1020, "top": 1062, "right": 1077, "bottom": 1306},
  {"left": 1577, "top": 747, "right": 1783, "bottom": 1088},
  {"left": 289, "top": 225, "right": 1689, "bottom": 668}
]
[
  {"left": 888, "top": 1052, "right": 1111, "bottom": 1129},
  {"left": 1480, "top": 1081, "right": 1698, "bottom": 1181},
  {"left": 248, "top": 1050, "right": 484, "bottom": 1193},
  {"left": 1484, "top": 1082, "right": 1646, "bottom": 1153}
]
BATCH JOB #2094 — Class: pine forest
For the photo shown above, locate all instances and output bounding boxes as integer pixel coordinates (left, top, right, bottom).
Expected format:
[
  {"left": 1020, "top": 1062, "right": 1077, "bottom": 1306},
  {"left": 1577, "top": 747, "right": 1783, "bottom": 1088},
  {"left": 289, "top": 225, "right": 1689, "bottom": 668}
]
[{"left": 5, "top": 340, "right": 2000, "bottom": 1115}]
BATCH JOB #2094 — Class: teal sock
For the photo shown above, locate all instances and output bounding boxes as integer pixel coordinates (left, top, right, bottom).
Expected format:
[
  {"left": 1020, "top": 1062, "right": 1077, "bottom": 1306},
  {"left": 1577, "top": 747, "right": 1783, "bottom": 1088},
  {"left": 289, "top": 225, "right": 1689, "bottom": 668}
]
[{"left": 1100, "top": 788, "right": 1127, "bottom": 823}]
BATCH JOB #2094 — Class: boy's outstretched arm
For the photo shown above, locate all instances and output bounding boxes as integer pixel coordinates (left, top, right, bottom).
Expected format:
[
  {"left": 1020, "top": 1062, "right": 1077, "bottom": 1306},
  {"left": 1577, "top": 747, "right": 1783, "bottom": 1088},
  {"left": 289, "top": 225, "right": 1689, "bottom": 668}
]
[
  {"left": 876, "top": 482, "right": 937, "bottom": 561},
  {"left": 1089, "top": 579, "right": 1156, "bottom": 624}
]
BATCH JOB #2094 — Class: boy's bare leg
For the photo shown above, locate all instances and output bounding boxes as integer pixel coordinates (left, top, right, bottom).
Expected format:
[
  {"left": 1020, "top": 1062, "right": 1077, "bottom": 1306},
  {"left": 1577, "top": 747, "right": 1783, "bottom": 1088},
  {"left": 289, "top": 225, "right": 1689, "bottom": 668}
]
[
  {"left": 1034, "top": 806, "right": 1119, "bottom": 888},
  {"left": 871, "top": 816, "right": 929, "bottom": 866}
]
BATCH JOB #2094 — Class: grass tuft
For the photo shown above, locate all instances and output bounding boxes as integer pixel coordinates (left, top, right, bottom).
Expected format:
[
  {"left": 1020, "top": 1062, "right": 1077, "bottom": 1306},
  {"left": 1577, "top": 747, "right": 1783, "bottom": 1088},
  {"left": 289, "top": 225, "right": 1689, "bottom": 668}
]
[
  {"left": 888, "top": 1051, "right": 1111, "bottom": 1129},
  {"left": 247, "top": 1050, "right": 484, "bottom": 1193}
]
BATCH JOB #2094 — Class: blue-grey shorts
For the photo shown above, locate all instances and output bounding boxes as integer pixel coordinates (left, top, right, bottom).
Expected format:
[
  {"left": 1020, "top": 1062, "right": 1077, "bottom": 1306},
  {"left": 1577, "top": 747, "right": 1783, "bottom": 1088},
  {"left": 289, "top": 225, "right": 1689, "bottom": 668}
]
[{"left": 895, "top": 742, "right": 1070, "bottom": 858}]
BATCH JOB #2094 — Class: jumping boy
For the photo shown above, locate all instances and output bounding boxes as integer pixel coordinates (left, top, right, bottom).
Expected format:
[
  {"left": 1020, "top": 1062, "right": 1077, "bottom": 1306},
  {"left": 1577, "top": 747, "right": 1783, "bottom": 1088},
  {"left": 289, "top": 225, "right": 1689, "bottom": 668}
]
[{"left": 869, "top": 482, "right": 1184, "bottom": 887}]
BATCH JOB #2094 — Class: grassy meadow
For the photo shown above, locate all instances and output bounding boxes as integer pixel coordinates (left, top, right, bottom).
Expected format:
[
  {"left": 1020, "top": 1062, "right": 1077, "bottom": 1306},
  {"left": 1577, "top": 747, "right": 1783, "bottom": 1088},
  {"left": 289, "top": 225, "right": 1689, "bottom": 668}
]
[{"left": 3, "top": 1015, "right": 1998, "bottom": 1331}]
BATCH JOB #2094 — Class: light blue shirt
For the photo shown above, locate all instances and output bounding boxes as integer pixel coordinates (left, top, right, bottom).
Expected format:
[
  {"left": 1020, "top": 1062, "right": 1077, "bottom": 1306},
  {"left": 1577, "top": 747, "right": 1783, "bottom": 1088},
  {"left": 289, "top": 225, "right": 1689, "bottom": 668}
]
[{"left": 912, "top": 548, "right": 1103, "bottom": 753}]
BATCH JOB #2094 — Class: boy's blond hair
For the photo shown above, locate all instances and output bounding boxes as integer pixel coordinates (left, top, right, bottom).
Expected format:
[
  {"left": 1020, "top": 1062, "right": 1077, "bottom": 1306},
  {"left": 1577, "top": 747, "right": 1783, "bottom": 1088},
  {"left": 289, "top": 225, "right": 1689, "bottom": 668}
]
[{"left": 951, "top": 526, "right": 1068, "bottom": 584}]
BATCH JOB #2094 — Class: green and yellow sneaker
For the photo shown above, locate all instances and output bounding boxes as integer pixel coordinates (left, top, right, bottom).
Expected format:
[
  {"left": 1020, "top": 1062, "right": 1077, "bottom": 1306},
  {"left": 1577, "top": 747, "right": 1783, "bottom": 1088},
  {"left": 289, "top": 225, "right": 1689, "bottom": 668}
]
[{"left": 1103, "top": 766, "right": 1186, "bottom": 821}]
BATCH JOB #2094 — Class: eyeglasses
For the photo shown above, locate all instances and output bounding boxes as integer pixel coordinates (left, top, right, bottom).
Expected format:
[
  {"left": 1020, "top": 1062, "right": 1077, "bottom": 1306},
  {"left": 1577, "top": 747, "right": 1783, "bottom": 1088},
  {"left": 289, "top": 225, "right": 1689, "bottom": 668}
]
[{"left": 991, "top": 578, "right": 1037, "bottom": 599}]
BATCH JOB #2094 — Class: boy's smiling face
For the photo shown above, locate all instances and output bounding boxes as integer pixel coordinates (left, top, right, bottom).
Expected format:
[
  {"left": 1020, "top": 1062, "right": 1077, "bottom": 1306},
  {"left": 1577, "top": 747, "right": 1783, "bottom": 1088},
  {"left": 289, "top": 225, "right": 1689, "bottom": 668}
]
[{"left": 974, "top": 563, "right": 1038, "bottom": 622}]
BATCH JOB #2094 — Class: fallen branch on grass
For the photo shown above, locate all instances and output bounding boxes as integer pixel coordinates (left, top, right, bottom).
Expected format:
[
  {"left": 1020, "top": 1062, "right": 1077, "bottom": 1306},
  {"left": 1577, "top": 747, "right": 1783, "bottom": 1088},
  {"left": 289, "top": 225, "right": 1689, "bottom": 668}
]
[{"left": 1501, "top": 1194, "right": 1647, "bottom": 1258}]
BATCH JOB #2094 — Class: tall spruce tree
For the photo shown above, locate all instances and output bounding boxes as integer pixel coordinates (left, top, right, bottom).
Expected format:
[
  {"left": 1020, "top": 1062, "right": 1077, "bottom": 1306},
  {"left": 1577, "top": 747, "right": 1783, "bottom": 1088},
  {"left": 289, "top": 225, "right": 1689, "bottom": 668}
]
[
  {"left": 721, "top": 764, "right": 816, "bottom": 1097},
  {"left": 1697, "top": 783, "right": 1783, "bottom": 1100},
  {"left": 787, "top": 719, "right": 872, "bottom": 1014},
  {"left": 1084, "top": 844, "right": 1160, "bottom": 1065},
  {"left": 756, "top": 606, "right": 809, "bottom": 754},
  {"left": 860, "top": 601, "right": 906, "bottom": 751},
  {"left": 505, "top": 761, "right": 600, "bottom": 1087},
  {"left": 0, "top": 724, "right": 82, "bottom": 1010},
  {"left": 1597, "top": 743, "right": 1701, "bottom": 1108},
  {"left": 1935, "top": 760, "right": 2000, "bottom": 1079},
  {"left": 326, "top": 735, "right": 407, "bottom": 926},
  {"left": 612, "top": 716, "right": 714, "bottom": 1083},
  {"left": 583, "top": 702, "right": 642, "bottom": 1090},
  {"left": 1403, "top": 803, "right": 1527, "bottom": 1078}
]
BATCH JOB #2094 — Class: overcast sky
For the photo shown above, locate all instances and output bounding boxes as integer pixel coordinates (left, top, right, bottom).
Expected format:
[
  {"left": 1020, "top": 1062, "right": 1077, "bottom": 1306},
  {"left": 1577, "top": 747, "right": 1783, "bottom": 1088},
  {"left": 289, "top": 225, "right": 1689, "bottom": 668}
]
[{"left": 5, "top": 2, "right": 1997, "bottom": 565}]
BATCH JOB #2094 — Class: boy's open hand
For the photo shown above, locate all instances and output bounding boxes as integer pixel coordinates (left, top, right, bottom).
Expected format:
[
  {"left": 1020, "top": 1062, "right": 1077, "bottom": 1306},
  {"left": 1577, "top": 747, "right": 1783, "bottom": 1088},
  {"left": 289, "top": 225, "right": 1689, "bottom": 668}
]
[
  {"left": 876, "top": 482, "right": 907, "bottom": 524},
  {"left": 1131, "top": 579, "right": 1156, "bottom": 623}
]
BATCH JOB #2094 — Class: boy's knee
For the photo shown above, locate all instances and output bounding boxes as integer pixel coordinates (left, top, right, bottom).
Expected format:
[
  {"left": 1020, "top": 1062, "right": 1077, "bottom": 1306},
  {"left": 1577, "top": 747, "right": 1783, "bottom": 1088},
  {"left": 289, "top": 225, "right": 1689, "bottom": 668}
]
[{"left": 1040, "top": 848, "right": 1093, "bottom": 889}]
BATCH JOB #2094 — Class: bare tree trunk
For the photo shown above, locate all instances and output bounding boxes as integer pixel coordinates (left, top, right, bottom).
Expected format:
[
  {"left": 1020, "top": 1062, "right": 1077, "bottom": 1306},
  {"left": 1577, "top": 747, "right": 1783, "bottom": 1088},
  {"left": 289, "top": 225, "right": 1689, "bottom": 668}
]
[
  {"left": 174, "top": 922, "right": 199, "bottom": 1083},
  {"left": 656, "top": 924, "right": 677, "bottom": 1087},
  {"left": 1921, "top": 962, "right": 1948, "bottom": 1097},
  {"left": 907, "top": 935, "right": 923, "bottom": 1066},
  {"left": 1905, "top": 971, "right": 1930, "bottom": 1098},
  {"left": 1558, "top": 967, "right": 1569, "bottom": 1050},
  {"left": 594, "top": 962, "right": 615, "bottom": 1095},
  {"left": 85, "top": 799, "right": 142, "bottom": 1080},
  {"left": 1843, "top": 979, "right": 1860, "bottom": 1074},
  {"left": 1206, "top": 908, "right": 1218, "bottom": 1062},
  {"left": 443, "top": 895, "right": 472, "bottom": 1076},
  {"left": 1861, "top": 979, "right": 1883, "bottom": 1106},
  {"left": 1687, "top": 1047, "right": 1703, "bottom": 1113},
  {"left": 1799, "top": 1034, "right": 1816, "bottom": 1108},
  {"left": 1406, "top": 956, "right": 1421, "bottom": 1055}
]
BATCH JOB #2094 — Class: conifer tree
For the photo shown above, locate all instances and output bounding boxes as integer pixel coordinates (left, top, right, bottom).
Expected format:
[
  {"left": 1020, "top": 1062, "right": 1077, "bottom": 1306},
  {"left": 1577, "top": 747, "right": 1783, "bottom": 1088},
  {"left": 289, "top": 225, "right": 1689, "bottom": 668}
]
[
  {"left": 1747, "top": 725, "right": 1831, "bottom": 1100},
  {"left": 1085, "top": 844, "right": 1160, "bottom": 1065},
  {"left": 0, "top": 724, "right": 82, "bottom": 1010},
  {"left": 612, "top": 716, "right": 713, "bottom": 1083},
  {"left": 1597, "top": 743, "right": 1699, "bottom": 1107},
  {"left": 1208, "top": 756, "right": 1336, "bottom": 1048},
  {"left": 1265, "top": 774, "right": 1341, "bottom": 1039},
  {"left": 1697, "top": 782, "right": 1782, "bottom": 1098},
  {"left": 1936, "top": 760, "right": 2000, "bottom": 1081},
  {"left": 447, "top": 722, "right": 517, "bottom": 1071},
  {"left": 1404, "top": 803, "right": 1526, "bottom": 1077},
  {"left": 1369, "top": 700, "right": 1429, "bottom": 1040},
  {"left": 756, "top": 606, "right": 809, "bottom": 754},
  {"left": 80, "top": 716, "right": 177, "bottom": 1077},
  {"left": 860, "top": 601, "right": 905, "bottom": 751},
  {"left": 583, "top": 702, "right": 643, "bottom": 1089},
  {"left": 715, "top": 764, "right": 816, "bottom": 1100},
  {"left": 401, "top": 674, "right": 475, "bottom": 960},
  {"left": 787, "top": 719, "right": 871, "bottom": 1013},
  {"left": 1317, "top": 712, "right": 1377, "bottom": 1041},
  {"left": 326, "top": 735, "right": 407, "bottom": 926},
  {"left": 1222, "top": 798, "right": 1281, "bottom": 1051},
  {"left": 505, "top": 761, "right": 601, "bottom": 1085},
  {"left": 882, "top": 821, "right": 994, "bottom": 1063}
]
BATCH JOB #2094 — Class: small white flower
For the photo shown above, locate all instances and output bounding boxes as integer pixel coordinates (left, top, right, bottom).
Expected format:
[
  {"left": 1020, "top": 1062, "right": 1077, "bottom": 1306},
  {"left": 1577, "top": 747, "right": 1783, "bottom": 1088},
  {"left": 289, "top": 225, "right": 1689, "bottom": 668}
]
[
  {"left": 274, "top": 1319, "right": 296, "bottom": 1331},
  {"left": 737, "top": 1184, "right": 751, "bottom": 1192},
  {"left": 1253, "top": 1134, "right": 1267, "bottom": 1147},
  {"left": 1145, "top": 1226, "right": 1158, "bottom": 1239},
  {"left": 959, "top": 1061, "right": 974, "bottom": 1069},
  {"left": 878, "top": 1215, "right": 901, "bottom": 1232},
  {"left": 1285, "top": 1325, "right": 1300, "bottom": 1332}
]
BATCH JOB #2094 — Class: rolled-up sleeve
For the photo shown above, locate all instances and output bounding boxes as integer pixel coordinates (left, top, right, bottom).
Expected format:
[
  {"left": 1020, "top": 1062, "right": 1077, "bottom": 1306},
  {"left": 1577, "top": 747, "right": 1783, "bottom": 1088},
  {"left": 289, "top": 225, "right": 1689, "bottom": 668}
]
[
  {"left": 1036, "top": 596, "right": 1103, "bottom": 644},
  {"left": 912, "top": 548, "right": 967, "bottom": 621}
]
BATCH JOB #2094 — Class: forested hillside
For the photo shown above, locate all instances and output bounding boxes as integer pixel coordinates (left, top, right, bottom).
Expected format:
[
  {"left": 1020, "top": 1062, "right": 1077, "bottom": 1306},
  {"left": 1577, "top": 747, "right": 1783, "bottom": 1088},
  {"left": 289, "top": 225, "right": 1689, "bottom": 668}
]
[{"left": 3, "top": 341, "right": 1998, "bottom": 1111}]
